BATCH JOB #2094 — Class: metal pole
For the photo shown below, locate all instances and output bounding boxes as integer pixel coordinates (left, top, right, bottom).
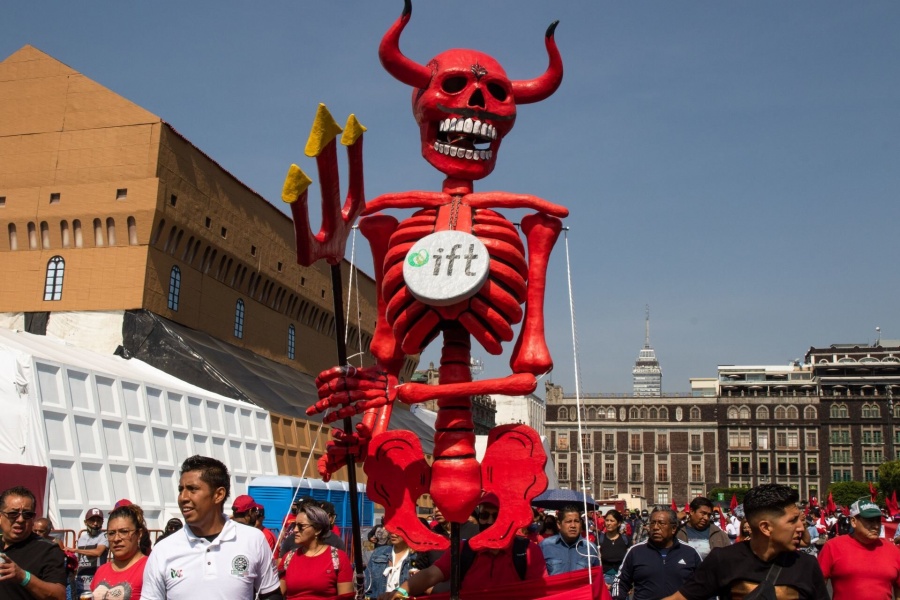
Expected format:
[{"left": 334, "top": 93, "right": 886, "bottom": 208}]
[
  {"left": 449, "top": 522, "right": 461, "bottom": 600},
  {"left": 329, "top": 264, "right": 366, "bottom": 599}
]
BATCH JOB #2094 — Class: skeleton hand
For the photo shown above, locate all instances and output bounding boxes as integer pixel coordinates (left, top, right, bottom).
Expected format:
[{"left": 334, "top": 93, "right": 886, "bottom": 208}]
[
  {"left": 317, "top": 424, "right": 372, "bottom": 480},
  {"left": 307, "top": 365, "right": 397, "bottom": 422}
]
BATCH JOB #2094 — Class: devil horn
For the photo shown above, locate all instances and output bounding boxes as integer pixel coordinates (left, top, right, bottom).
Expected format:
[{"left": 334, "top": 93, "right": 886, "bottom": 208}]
[
  {"left": 511, "top": 21, "right": 563, "bottom": 104},
  {"left": 379, "top": 0, "right": 431, "bottom": 89}
]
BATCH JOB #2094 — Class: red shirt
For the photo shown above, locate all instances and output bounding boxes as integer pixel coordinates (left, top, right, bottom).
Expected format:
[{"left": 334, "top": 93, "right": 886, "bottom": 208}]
[
  {"left": 818, "top": 535, "right": 900, "bottom": 600},
  {"left": 434, "top": 541, "right": 547, "bottom": 592},
  {"left": 90, "top": 555, "right": 147, "bottom": 599},
  {"left": 282, "top": 548, "right": 352, "bottom": 600},
  {"left": 262, "top": 527, "right": 277, "bottom": 551}
]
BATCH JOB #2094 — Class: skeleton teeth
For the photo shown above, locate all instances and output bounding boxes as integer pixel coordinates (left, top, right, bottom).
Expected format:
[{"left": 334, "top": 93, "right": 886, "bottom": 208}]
[
  {"left": 487, "top": 150, "right": 493, "bottom": 160},
  {"left": 478, "top": 150, "right": 486, "bottom": 160},
  {"left": 472, "top": 150, "right": 480, "bottom": 161},
  {"left": 449, "top": 146, "right": 458, "bottom": 157},
  {"left": 465, "top": 149, "right": 474, "bottom": 159},
  {"left": 449, "top": 118, "right": 458, "bottom": 132},
  {"left": 434, "top": 141, "right": 440, "bottom": 152},
  {"left": 463, "top": 118, "right": 473, "bottom": 133},
  {"left": 439, "top": 120, "right": 448, "bottom": 132},
  {"left": 491, "top": 127, "right": 497, "bottom": 140},
  {"left": 472, "top": 119, "right": 482, "bottom": 135},
  {"left": 480, "top": 123, "right": 489, "bottom": 137}
]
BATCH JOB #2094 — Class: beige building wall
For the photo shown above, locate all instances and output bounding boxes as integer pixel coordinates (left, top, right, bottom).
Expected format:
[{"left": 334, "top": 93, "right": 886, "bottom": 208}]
[{"left": 0, "top": 45, "right": 420, "bottom": 482}]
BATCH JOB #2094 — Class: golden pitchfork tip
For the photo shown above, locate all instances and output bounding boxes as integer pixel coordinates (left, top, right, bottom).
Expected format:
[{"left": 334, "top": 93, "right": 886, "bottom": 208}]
[{"left": 282, "top": 103, "right": 367, "bottom": 267}]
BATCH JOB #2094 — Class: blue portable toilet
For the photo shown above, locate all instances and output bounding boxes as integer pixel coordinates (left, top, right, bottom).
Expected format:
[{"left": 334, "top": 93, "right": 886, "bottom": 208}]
[{"left": 248, "top": 475, "right": 304, "bottom": 533}]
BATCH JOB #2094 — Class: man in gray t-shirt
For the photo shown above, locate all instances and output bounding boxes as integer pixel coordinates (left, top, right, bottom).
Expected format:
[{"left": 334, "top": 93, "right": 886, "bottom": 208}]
[
  {"left": 69, "top": 508, "right": 108, "bottom": 594},
  {"left": 675, "top": 497, "right": 731, "bottom": 560}
]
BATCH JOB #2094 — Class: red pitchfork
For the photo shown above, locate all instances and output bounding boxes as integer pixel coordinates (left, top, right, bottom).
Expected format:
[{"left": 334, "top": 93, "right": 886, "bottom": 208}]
[{"left": 281, "top": 103, "right": 367, "bottom": 597}]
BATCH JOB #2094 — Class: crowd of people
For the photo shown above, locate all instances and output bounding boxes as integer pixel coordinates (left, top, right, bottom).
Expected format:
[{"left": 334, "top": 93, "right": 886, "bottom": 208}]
[{"left": 4, "top": 457, "right": 900, "bottom": 599}]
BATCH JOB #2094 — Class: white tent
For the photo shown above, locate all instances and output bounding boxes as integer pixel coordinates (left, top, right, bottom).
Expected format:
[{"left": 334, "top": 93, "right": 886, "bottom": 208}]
[{"left": 0, "top": 328, "right": 278, "bottom": 532}]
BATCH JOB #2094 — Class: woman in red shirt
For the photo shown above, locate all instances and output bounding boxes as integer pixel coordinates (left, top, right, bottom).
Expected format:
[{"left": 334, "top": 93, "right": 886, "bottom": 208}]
[
  {"left": 279, "top": 504, "right": 352, "bottom": 599},
  {"left": 89, "top": 504, "right": 149, "bottom": 599}
]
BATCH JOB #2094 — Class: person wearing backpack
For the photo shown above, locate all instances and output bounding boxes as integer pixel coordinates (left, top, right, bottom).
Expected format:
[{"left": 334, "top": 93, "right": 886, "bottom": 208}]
[{"left": 377, "top": 494, "right": 547, "bottom": 599}]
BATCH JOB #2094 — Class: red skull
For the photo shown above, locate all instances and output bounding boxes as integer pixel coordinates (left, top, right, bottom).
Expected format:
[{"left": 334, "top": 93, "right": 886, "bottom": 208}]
[{"left": 379, "top": 0, "right": 563, "bottom": 181}]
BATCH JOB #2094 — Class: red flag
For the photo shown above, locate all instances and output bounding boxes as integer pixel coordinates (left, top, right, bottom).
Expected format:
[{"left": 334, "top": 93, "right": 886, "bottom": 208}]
[
  {"left": 684, "top": 502, "right": 690, "bottom": 515},
  {"left": 719, "top": 512, "right": 727, "bottom": 531},
  {"left": 817, "top": 512, "right": 828, "bottom": 533},
  {"left": 826, "top": 492, "right": 837, "bottom": 514},
  {"left": 671, "top": 499, "right": 678, "bottom": 512},
  {"left": 869, "top": 482, "right": 878, "bottom": 502},
  {"left": 730, "top": 494, "right": 739, "bottom": 512},
  {"left": 809, "top": 496, "right": 819, "bottom": 508}
]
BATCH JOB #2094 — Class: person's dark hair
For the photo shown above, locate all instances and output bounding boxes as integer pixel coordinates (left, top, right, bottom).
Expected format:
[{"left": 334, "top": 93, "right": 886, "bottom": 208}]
[
  {"left": 108, "top": 504, "right": 151, "bottom": 555},
  {"left": 299, "top": 504, "right": 331, "bottom": 538},
  {"left": 165, "top": 518, "right": 183, "bottom": 532},
  {"left": 743, "top": 484, "right": 799, "bottom": 524},
  {"left": 689, "top": 497, "right": 713, "bottom": 512},
  {"left": 540, "top": 515, "right": 559, "bottom": 536},
  {"left": 319, "top": 500, "right": 336, "bottom": 517},
  {"left": 605, "top": 509, "right": 623, "bottom": 524},
  {"left": 559, "top": 505, "right": 582, "bottom": 521},
  {"left": 650, "top": 507, "right": 678, "bottom": 525},
  {"left": 0, "top": 486, "right": 36, "bottom": 511},
  {"left": 180, "top": 455, "right": 230, "bottom": 502}
]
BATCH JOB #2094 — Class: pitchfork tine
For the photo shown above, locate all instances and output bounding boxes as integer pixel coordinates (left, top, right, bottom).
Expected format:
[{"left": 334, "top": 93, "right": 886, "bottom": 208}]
[{"left": 281, "top": 103, "right": 367, "bottom": 266}]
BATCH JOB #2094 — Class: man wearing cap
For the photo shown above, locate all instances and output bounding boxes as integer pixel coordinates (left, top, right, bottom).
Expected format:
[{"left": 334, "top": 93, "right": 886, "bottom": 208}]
[
  {"left": 142, "top": 455, "right": 283, "bottom": 600},
  {"left": 69, "top": 507, "right": 108, "bottom": 595},
  {"left": 378, "top": 493, "right": 547, "bottom": 599},
  {"left": 231, "top": 495, "right": 260, "bottom": 526},
  {"left": 818, "top": 497, "right": 900, "bottom": 599}
]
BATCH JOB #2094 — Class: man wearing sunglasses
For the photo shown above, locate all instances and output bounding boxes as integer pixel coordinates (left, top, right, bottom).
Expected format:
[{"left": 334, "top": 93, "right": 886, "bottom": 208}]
[{"left": 0, "top": 485, "right": 66, "bottom": 600}]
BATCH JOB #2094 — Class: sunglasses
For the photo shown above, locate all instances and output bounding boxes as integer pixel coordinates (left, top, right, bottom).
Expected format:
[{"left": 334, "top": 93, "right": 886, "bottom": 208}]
[
  {"left": 294, "top": 523, "right": 314, "bottom": 531},
  {"left": 1, "top": 510, "right": 36, "bottom": 521},
  {"left": 478, "top": 511, "right": 499, "bottom": 521}
]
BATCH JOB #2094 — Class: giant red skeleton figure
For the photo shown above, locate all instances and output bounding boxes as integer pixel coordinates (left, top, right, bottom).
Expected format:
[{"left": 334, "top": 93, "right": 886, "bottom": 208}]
[{"left": 292, "top": 1, "right": 567, "bottom": 555}]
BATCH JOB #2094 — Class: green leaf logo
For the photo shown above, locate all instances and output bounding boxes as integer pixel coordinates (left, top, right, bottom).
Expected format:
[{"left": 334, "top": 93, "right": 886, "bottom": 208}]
[{"left": 407, "top": 249, "right": 429, "bottom": 267}]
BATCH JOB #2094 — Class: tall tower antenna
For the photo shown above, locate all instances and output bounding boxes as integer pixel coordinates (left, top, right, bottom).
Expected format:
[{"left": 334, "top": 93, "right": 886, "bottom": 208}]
[{"left": 644, "top": 304, "right": 651, "bottom": 348}]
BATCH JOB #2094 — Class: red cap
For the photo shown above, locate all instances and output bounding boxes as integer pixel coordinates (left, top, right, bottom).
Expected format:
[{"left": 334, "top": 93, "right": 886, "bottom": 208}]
[
  {"left": 85, "top": 508, "right": 103, "bottom": 520},
  {"left": 232, "top": 495, "right": 259, "bottom": 514},
  {"left": 480, "top": 492, "right": 500, "bottom": 508},
  {"left": 114, "top": 499, "right": 132, "bottom": 509}
]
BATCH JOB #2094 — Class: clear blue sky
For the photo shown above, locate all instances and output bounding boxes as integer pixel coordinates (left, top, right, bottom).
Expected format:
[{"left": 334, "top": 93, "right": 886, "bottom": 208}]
[{"left": 4, "top": 2, "right": 899, "bottom": 393}]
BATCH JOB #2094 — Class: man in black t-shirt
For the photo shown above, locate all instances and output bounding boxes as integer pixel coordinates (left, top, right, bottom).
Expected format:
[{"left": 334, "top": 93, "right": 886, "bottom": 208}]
[
  {"left": 0, "top": 486, "right": 66, "bottom": 600},
  {"left": 663, "top": 483, "right": 828, "bottom": 600}
]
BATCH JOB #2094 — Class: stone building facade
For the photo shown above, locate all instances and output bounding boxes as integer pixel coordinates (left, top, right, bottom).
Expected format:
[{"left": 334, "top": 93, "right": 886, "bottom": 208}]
[{"left": 547, "top": 343, "right": 900, "bottom": 504}]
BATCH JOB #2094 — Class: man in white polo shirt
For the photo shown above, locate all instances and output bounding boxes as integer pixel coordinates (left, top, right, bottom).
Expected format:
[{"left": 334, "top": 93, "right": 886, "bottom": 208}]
[{"left": 142, "top": 455, "right": 283, "bottom": 600}]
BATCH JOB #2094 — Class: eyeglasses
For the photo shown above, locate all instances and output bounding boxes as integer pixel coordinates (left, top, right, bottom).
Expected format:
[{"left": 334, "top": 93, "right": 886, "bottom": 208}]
[
  {"left": 1, "top": 510, "right": 36, "bottom": 521},
  {"left": 294, "top": 523, "right": 314, "bottom": 531},
  {"left": 648, "top": 520, "right": 674, "bottom": 528},
  {"left": 478, "top": 511, "right": 499, "bottom": 521},
  {"left": 105, "top": 529, "right": 136, "bottom": 540}
]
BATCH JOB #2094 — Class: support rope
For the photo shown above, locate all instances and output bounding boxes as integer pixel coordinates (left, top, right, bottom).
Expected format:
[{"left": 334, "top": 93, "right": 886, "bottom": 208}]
[{"left": 564, "top": 228, "right": 593, "bottom": 585}]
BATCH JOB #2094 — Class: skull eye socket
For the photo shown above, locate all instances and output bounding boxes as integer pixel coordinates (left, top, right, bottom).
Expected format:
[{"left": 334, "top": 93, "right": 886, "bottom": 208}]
[
  {"left": 441, "top": 76, "right": 467, "bottom": 94},
  {"left": 487, "top": 82, "right": 508, "bottom": 102}
]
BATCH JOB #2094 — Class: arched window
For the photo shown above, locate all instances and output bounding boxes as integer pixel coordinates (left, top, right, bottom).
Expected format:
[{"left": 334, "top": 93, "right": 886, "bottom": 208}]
[
  {"left": 659, "top": 407, "right": 668, "bottom": 420},
  {"left": 287, "top": 325, "right": 296, "bottom": 360},
  {"left": 40, "top": 221, "right": 50, "bottom": 249},
  {"left": 27, "top": 222, "right": 37, "bottom": 249},
  {"left": 756, "top": 406, "right": 769, "bottom": 420},
  {"left": 7, "top": 223, "right": 17, "bottom": 250},
  {"left": 775, "top": 406, "right": 787, "bottom": 419},
  {"left": 607, "top": 408, "right": 616, "bottom": 420},
  {"left": 558, "top": 407, "right": 568, "bottom": 421},
  {"left": 106, "top": 217, "right": 116, "bottom": 246},
  {"left": 739, "top": 406, "right": 751, "bottom": 420},
  {"left": 167, "top": 266, "right": 181, "bottom": 311},
  {"left": 649, "top": 407, "right": 658, "bottom": 420},
  {"left": 727, "top": 406, "right": 739, "bottom": 420},
  {"left": 60, "top": 220, "right": 70, "bottom": 247},
  {"left": 234, "top": 299, "right": 245, "bottom": 339},
  {"left": 830, "top": 403, "right": 848, "bottom": 419},
  {"left": 94, "top": 219, "right": 105, "bottom": 246},
  {"left": 587, "top": 407, "right": 596, "bottom": 420},
  {"left": 804, "top": 405, "right": 817, "bottom": 419},
  {"left": 43, "top": 256, "right": 65, "bottom": 301},
  {"left": 690, "top": 406, "right": 701, "bottom": 421},
  {"left": 127, "top": 216, "right": 138, "bottom": 245},
  {"left": 73, "top": 219, "right": 83, "bottom": 248},
  {"left": 786, "top": 406, "right": 799, "bottom": 419},
  {"left": 629, "top": 407, "right": 639, "bottom": 420},
  {"left": 151, "top": 219, "right": 166, "bottom": 246},
  {"left": 639, "top": 407, "right": 648, "bottom": 420}
]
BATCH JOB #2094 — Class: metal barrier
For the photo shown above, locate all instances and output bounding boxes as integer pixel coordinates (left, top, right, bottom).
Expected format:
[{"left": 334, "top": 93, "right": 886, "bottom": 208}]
[{"left": 50, "top": 529, "right": 76, "bottom": 549}]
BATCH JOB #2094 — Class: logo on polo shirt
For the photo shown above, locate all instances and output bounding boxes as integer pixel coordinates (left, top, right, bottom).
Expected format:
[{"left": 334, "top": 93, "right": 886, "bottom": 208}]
[
  {"left": 169, "top": 568, "right": 183, "bottom": 579},
  {"left": 231, "top": 555, "right": 250, "bottom": 577}
]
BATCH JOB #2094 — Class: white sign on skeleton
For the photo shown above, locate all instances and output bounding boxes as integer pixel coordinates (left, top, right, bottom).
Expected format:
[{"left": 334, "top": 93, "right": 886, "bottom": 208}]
[{"left": 403, "top": 231, "right": 490, "bottom": 306}]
